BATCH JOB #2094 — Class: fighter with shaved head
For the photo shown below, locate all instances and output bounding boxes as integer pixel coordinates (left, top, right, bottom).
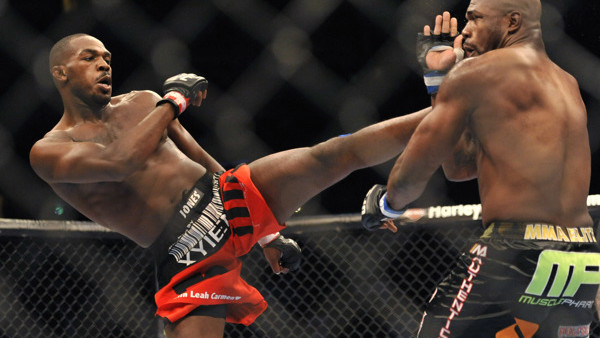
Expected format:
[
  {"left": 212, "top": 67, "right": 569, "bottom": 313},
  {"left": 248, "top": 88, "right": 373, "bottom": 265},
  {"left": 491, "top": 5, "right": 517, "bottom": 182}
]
[
  {"left": 31, "top": 33, "right": 437, "bottom": 337},
  {"left": 361, "top": 0, "right": 600, "bottom": 336}
]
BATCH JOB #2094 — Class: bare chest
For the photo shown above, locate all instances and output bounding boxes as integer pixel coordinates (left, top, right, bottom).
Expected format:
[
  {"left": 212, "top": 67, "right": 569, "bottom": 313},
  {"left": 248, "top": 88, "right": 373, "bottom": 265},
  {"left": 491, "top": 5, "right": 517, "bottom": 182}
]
[
  {"left": 68, "top": 100, "right": 163, "bottom": 144},
  {"left": 70, "top": 116, "right": 137, "bottom": 145}
]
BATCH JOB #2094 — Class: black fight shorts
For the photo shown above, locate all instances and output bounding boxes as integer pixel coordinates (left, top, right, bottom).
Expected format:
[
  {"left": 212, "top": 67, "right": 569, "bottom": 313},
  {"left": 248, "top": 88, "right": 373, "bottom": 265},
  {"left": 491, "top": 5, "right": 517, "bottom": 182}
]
[{"left": 418, "top": 222, "right": 600, "bottom": 338}]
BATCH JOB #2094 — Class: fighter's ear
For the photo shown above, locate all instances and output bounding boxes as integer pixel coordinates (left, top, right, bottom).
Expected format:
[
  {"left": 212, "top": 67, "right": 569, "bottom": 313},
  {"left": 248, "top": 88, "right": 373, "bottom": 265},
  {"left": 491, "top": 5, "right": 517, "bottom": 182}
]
[
  {"left": 51, "top": 65, "right": 67, "bottom": 82},
  {"left": 507, "top": 11, "right": 521, "bottom": 33}
]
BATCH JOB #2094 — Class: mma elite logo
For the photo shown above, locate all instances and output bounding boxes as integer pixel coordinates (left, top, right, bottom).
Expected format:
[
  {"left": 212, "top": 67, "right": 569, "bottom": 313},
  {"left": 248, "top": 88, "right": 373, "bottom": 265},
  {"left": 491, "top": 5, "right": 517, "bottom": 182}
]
[
  {"left": 519, "top": 250, "right": 600, "bottom": 309},
  {"left": 523, "top": 224, "right": 596, "bottom": 243}
]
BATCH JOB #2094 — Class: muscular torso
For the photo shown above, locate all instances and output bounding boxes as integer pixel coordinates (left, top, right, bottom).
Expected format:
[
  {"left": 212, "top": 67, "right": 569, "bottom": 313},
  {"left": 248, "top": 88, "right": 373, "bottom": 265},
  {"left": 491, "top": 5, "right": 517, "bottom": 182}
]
[
  {"left": 48, "top": 92, "right": 207, "bottom": 247},
  {"left": 466, "top": 48, "right": 592, "bottom": 226}
]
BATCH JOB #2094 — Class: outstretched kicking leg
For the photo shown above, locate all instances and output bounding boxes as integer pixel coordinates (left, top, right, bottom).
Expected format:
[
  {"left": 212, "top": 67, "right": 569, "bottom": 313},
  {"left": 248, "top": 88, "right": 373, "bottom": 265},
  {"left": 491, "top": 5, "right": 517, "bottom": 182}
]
[{"left": 249, "top": 107, "right": 431, "bottom": 223}]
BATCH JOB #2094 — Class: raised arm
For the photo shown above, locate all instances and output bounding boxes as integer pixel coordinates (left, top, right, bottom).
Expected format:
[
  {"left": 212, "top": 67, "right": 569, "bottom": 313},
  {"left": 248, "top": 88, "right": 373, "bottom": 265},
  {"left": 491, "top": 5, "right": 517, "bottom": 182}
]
[
  {"left": 167, "top": 119, "right": 224, "bottom": 173},
  {"left": 163, "top": 73, "right": 223, "bottom": 173},
  {"left": 416, "top": 10, "right": 477, "bottom": 182},
  {"left": 30, "top": 99, "right": 176, "bottom": 184},
  {"left": 386, "top": 60, "right": 476, "bottom": 211},
  {"left": 31, "top": 74, "right": 209, "bottom": 184},
  {"left": 417, "top": 11, "right": 464, "bottom": 105}
]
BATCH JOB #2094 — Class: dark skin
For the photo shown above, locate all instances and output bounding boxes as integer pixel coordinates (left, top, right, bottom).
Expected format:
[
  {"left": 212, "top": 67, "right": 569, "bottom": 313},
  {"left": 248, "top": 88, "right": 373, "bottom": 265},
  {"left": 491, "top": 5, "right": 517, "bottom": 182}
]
[
  {"left": 30, "top": 34, "right": 431, "bottom": 337},
  {"left": 384, "top": 0, "right": 599, "bottom": 324},
  {"left": 385, "top": 0, "right": 592, "bottom": 229}
]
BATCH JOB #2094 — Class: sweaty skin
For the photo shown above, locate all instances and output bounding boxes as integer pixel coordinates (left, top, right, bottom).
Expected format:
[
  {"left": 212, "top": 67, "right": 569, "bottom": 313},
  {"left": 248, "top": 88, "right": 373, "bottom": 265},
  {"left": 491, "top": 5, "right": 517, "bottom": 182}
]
[
  {"left": 32, "top": 92, "right": 213, "bottom": 247},
  {"left": 30, "top": 36, "right": 218, "bottom": 247},
  {"left": 31, "top": 34, "right": 434, "bottom": 337},
  {"left": 31, "top": 35, "right": 431, "bottom": 248},
  {"left": 31, "top": 33, "right": 433, "bottom": 338},
  {"left": 386, "top": 0, "right": 593, "bottom": 228}
]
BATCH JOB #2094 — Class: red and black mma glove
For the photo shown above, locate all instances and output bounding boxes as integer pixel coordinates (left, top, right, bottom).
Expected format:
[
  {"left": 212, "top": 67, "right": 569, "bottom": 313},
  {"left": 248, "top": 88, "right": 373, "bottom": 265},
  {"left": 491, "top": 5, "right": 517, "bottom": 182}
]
[
  {"left": 262, "top": 234, "right": 302, "bottom": 271},
  {"left": 361, "top": 184, "right": 405, "bottom": 231},
  {"left": 417, "top": 32, "right": 464, "bottom": 95},
  {"left": 156, "top": 73, "right": 208, "bottom": 118}
]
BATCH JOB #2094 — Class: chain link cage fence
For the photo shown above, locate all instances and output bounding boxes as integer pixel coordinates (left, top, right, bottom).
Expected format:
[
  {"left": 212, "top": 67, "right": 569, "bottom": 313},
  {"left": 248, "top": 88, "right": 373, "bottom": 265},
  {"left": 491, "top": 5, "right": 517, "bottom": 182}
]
[
  {"left": 1, "top": 0, "right": 600, "bottom": 223},
  {"left": 1, "top": 204, "right": 599, "bottom": 338},
  {"left": 1, "top": 1, "right": 599, "bottom": 336}
]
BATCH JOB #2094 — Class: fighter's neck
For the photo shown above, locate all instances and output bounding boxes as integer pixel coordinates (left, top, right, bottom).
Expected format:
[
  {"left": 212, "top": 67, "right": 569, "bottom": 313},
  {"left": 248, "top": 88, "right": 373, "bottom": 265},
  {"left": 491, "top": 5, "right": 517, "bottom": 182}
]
[{"left": 61, "top": 95, "right": 110, "bottom": 123}]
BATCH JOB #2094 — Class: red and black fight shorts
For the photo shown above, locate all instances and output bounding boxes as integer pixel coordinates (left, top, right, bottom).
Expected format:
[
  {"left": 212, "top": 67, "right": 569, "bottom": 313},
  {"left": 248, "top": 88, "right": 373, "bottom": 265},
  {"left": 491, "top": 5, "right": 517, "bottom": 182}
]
[
  {"left": 418, "top": 222, "right": 600, "bottom": 338},
  {"left": 151, "top": 165, "right": 286, "bottom": 326}
]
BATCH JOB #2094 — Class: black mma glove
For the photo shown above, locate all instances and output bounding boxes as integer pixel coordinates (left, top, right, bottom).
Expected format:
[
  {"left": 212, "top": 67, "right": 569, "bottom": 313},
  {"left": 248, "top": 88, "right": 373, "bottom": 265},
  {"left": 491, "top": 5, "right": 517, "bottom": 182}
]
[
  {"left": 361, "top": 184, "right": 405, "bottom": 231},
  {"left": 264, "top": 235, "right": 302, "bottom": 271},
  {"left": 416, "top": 32, "right": 464, "bottom": 95},
  {"left": 156, "top": 73, "right": 208, "bottom": 118}
]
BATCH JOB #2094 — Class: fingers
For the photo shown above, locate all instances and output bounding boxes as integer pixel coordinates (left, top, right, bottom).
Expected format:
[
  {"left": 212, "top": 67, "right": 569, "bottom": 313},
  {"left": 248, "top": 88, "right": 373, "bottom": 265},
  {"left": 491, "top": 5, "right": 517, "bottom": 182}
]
[
  {"left": 432, "top": 11, "right": 459, "bottom": 37},
  {"left": 271, "top": 263, "right": 285, "bottom": 274},
  {"left": 450, "top": 17, "right": 458, "bottom": 37},
  {"left": 380, "top": 220, "right": 398, "bottom": 233},
  {"left": 441, "top": 11, "right": 451, "bottom": 34},
  {"left": 454, "top": 34, "right": 464, "bottom": 49},
  {"left": 433, "top": 14, "right": 442, "bottom": 35},
  {"left": 192, "top": 89, "right": 207, "bottom": 106},
  {"left": 424, "top": 25, "right": 431, "bottom": 36},
  {"left": 263, "top": 246, "right": 281, "bottom": 274},
  {"left": 270, "top": 260, "right": 282, "bottom": 274},
  {"left": 271, "top": 260, "right": 290, "bottom": 274},
  {"left": 263, "top": 246, "right": 291, "bottom": 275}
]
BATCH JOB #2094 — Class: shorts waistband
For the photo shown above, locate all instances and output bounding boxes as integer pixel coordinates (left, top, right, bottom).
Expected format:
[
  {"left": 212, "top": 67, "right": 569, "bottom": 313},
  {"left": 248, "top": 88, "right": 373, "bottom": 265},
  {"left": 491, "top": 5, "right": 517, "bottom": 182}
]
[
  {"left": 150, "top": 171, "right": 216, "bottom": 252},
  {"left": 482, "top": 222, "right": 597, "bottom": 243}
]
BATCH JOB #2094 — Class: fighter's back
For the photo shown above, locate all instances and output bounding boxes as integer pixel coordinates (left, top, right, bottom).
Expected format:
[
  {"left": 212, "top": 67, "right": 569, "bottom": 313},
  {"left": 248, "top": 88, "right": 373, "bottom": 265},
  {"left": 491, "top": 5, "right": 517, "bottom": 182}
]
[{"left": 467, "top": 46, "right": 592, "bottom": 226}]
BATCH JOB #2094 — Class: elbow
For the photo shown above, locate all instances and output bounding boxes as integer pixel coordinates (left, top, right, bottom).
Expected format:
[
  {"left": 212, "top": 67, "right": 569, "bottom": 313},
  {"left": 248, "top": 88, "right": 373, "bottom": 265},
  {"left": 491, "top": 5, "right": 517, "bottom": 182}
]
[{"left": 442, "top": 163, "right": 477, "bottom": 182}]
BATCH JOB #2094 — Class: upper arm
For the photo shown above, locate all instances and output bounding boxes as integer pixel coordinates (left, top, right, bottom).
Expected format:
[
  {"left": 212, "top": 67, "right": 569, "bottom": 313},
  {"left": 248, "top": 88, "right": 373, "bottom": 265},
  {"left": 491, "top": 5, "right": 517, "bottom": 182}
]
[
  {"left": 30, "top": 133, "right": 130, "bottom": 184},
  {"left": 430, "top": 60, "right": 484, "bottom": 181},
  {"left": 442, "top": 129, "right": 478, "bottom": 181},
  {"left": 400, "top": 96, "right": 472, "bottom": 178},
  {"left": 388, "top": 62, "right": 478, "bottom": 193},
  {"left": 167, "top": 120, "right": 224, "bottom": 173},
  {"left": 30, "top": 91, "right": 176, "bottom": 184}
]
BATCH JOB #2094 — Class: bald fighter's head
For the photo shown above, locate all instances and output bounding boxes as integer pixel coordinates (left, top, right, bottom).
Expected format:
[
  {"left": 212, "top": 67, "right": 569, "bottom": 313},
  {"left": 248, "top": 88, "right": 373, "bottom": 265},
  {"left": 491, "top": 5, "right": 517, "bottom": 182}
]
[
  {"left": 467, "top": 0, "right": 542, "bottom": 30},
  {"left": 49, "top": 33, "right": 90, "bottom": 72},
  {"left": 462, "top": 0, "right": 543, "bottom": 56},
  {"left": 49, "top": 34, "right": 112, "bottom": 107}
]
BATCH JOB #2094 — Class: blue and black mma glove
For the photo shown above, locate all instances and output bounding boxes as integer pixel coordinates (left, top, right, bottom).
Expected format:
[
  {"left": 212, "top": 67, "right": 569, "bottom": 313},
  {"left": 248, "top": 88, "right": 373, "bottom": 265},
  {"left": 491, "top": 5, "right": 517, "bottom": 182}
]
[
  {"left": 416, "top": 32, "right": 464, "bottom": 95},
  {"left": 361, "top": 184, "right": 405, "bottom": 231},
  {"left": 157, "top": 73, "right": 208, "bottom": 119},
  {"left": 264, "top": 235, "right": 302, "bottom": 271}
]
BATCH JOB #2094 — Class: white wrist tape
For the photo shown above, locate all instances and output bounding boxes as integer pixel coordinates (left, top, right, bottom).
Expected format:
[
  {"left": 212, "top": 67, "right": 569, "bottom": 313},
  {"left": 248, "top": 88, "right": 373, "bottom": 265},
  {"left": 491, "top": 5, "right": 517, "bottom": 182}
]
[
  {"left": 453, "top": 47, "right": 465, "bottom": 63},
  {"left": 378, "top": 192, "right": 405, "bottom": 219},
  {"left": 259, "top": 232, "right": 280, "bottom": 247},
  {"left": 423, "top": 46, "right": 465, "bottom": 94},
  {"left": 428, "top": 45, "right": 464, "bottom": 63},
  {"left": 424, "top": 71, "right": 446, "bottom": 94},
  {"left": 429, "top": 45, "right": 452, "bottom": 53}
]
